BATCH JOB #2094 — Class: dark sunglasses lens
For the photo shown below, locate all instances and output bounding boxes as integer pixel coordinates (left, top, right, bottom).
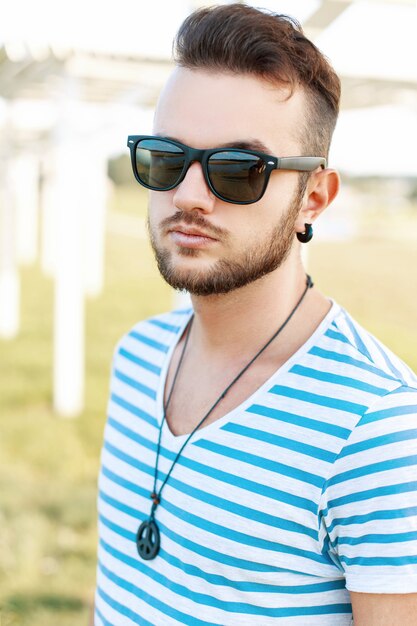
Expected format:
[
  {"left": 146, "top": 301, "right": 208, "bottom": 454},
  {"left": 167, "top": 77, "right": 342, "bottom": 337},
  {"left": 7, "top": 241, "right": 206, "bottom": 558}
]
[
  {"left": 207, "top": 151, "right": 267, "bottom": 202},
  {"left": 135, "top": 139, "right": 186, "bottom": 189}
]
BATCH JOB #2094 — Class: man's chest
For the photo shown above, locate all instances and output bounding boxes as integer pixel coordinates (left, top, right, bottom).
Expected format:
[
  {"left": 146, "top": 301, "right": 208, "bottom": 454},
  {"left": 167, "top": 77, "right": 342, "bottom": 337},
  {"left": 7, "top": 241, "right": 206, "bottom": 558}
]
[
  {"left": 102, "top": 388, "right": 342, "bottom": 581},
  {"left": 163, "top": 350, "right": 287, "bottom": 437}
]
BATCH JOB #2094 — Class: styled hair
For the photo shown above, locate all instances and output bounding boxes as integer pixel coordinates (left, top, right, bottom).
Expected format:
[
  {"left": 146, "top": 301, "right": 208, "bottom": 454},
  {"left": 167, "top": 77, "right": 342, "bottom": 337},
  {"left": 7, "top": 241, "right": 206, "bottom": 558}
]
[{"left": 173, "top": 3, "right": 341, "bottom": 158}]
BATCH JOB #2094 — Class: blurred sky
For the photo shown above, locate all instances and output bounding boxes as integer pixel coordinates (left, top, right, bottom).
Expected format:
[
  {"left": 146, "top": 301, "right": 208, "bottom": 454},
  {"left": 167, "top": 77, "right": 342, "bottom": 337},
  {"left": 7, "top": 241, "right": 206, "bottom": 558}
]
[{"left": 1, "top": 0, "right": 416, "bottom": 175}]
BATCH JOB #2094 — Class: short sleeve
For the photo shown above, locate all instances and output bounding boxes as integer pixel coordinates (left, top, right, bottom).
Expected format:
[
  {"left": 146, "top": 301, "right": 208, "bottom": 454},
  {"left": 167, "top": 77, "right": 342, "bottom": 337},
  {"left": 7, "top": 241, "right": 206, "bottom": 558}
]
[{"left": 318, "top": 385, "right": 417, "bottom": 593}]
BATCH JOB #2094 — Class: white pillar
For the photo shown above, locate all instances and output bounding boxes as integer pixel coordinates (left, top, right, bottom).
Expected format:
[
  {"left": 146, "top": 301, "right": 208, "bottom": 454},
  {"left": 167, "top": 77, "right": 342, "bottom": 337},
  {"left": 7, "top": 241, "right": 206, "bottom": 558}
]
[
  {"left": 40, "top": 153, "right": 57, "bottom": 278},
  {"left": 53, "top": 87, "right": 85, "bottom": 417},
  {"left": 0, "top": 162, "right": 20, "bottom": 339},
  {"left": 11, "top": 154, "right": 40, "bottom": 266},
  {"left": 0, "top": 105, "right": 20, "bottom": 340},
  {"left": 81, "top": 146, "right": 107, "bottom": 298}
]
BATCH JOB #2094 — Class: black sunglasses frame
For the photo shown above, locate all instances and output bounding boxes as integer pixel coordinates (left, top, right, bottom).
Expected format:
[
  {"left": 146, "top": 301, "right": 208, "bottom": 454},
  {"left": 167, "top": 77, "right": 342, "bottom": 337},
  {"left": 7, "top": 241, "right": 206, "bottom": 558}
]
[{"left": 127, "top": 135, "right": 327, "bottom": 205}]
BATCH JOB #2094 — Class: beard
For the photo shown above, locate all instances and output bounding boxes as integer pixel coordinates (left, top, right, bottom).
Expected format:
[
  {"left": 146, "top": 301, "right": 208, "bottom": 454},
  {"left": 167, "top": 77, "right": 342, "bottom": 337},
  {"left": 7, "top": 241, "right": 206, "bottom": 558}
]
[{"left": 147, "top": 178, "right": 306, "bottom": 297}]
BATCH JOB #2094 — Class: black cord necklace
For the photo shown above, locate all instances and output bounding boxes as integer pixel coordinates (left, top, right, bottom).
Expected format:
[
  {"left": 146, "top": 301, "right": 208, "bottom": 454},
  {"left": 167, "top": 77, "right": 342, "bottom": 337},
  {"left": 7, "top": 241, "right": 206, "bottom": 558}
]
[{"left": 136, "top": 274, "right": 314, "bottom": 560}]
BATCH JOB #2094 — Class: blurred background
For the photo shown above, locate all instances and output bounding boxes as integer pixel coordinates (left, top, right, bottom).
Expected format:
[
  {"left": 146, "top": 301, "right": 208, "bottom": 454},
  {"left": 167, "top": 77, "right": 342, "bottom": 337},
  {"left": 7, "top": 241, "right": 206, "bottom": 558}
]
[{"left": 0, "top": 0, "right": 416, "bottom": 624}]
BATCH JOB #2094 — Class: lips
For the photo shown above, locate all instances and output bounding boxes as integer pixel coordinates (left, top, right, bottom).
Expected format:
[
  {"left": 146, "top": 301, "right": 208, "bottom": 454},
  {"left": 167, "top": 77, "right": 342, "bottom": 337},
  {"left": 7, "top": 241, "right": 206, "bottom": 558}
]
[
  {"left": 169, "top": 225, "right": 217, "bottom": 240},
  {"left": 168, "top": 224, "right": 218, "bottom": 249}
]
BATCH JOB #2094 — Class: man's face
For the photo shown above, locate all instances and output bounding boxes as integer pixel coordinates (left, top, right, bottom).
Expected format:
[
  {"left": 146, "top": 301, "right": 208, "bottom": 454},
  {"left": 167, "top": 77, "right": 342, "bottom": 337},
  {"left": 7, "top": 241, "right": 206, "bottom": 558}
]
[{"left": 148, "top": 68, "right": 308, "bottom": 296}]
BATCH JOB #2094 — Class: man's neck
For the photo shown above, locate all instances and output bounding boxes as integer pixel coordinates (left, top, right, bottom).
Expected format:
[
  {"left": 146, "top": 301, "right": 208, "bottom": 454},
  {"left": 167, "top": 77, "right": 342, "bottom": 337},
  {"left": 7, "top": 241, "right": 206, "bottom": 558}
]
[{"left": 187, "top": 257, "right": 321, "bottom": 363}]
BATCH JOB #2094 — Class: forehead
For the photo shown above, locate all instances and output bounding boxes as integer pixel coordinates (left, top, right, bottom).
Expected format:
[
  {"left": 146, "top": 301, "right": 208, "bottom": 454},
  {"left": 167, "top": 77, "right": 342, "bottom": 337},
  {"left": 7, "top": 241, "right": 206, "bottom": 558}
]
[{"left": 153, "top": 67, "right": 306, "bottom": 153}]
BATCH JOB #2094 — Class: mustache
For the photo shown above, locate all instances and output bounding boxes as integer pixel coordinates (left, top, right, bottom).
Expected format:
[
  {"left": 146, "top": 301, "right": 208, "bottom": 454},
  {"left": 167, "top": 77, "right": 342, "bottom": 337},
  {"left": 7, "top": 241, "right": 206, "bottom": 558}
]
[{"left": 159, "top": 210, "right": 228, "bottom": 240}]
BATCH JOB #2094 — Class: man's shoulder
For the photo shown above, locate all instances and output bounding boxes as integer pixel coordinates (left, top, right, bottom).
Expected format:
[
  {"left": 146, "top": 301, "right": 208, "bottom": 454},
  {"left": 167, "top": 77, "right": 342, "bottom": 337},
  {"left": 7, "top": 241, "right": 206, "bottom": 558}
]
[
  {"left": 111, "top": 306, "right": 193, "bottom": 361},
  {"left": 320, "top": 302, "right": 417, "bottom": 390}
]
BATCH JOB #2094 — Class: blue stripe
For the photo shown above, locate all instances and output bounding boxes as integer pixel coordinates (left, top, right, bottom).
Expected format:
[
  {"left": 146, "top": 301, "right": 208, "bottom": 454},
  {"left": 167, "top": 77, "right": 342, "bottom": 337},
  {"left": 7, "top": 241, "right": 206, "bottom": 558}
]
[
  {"left": 148, "top": 318, "right": 182, "bottom": 333},
  {"left": 106, "top": 417, "right": 156, "bottom": 451},
  {"left": 339, "top": 429, "right": 417, "bottom": 458},
  {"left": 98, "top": 477, "right": 335, "bottom": 580},
  {"left": 110, "top": 394, "right": 157, "bottom": 428},
  {"left": 337, "top": 530, "right": 417, "bottom": 546},
  {"left": 327, "top": 455, "right": 417, "bottom": 488},
  {"left": 154, "top": 517, "right": 300, "bottom": 575},
  {"left": 223, "top": 422, "right": 336, "bottom": 463},
  {"left": 367, "top": 334, "right": 405, "bottom": 381},
  {"left": 325, "top": 481, "right": 417, "bottom": 510},
  {"left": 129, "top": 330, "right": 169, "bottom": 353},
  {"left": 99, "top": 554, "right": 351, "bottom": 618},
  {"left": 158, "top": 546, "right": 345, "bottom": 595},
  {"left": 270, "top": 385, "right": 367, "bottom": 415},
  {"left": 247, "top": 403, "right": 350, "bottom": 439},
  {"left": 95, "top": 604, "right": 117, "bottom": 626},
  {"left": 167, "top": 471, "right": 318, "bottom": 531},
  {"left": 99, "top": 505, "right": 140, "bottom": 539},
  {"left": 308, "top": 346, "right": 398, "bottom": 383},
  {"left": 98, "top": 563, "right": 217, "bottom": 625},
  {"left": 167, "top": 557, "right": 345, "bottom": 595},
  {"left": 99, "top": 510, "right": 345, "bottom": 594},
  {"left": 194, "top": 439, "right": 324, "bottom": 487},
  {"left": 325, "top": 506, "right": 417, "bottom": 534},
  {"left": 114, "top": 369, "right": 156, "bottom": 399},
  {"left": 102, "top": 436, "right": 318, "bottom": 533},
  {"left": 161, "top": 497, "right": 325, "bottom": 563},
  {"left": 96, "top": 587, "right": 158, "bottom": 626},
  {"left": 99, "top": 482, "right": 149, "bottom": 522},
  {"left": 289, "top": 364, "right": 389, "bottom": 396},
  {"left": 99, "top": 508, "right": 290, "bottom": 576},
  {"left": 360, "top": 403, "right": 417, "bottom": 425},
  {"left": 118, "top": 346, "right": 161, "bottom": 375},
  {"left": 324, "top": 328, "right": 351, "bottom": 344},
  {"left": 339, "top": 553, "right": 417, "bottom": 567},
  {"left": 103, "top": 441, "right": 152, "bottom": 478},
  {"left": 171, "top": 307, "right": 193, "bottom": 315},
  {"left": 99, "top": 461, "right": 324, "bottom": 565},
  {"left": 176, "top": 458, "right": 318, "bottom": 517},
  {"left": 340, "top": 313, "right": 372, "bottom": 360},
  {"left": 100, "top": 541, "right": 238, "bottom": 615},
  {"left": 99, "top": 506, "right": 304, "bottom": 575},
  {"left": 105, "top": 418, "right": 319, "bottom": 515},
  {"left": 390, "top": 385, "right": 417, "bottom": 397}
]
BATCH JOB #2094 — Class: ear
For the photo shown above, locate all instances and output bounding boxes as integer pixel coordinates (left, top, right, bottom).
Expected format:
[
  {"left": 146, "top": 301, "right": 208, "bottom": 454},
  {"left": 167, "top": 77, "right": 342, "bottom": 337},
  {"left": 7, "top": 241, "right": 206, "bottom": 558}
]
[{"left": 295, "top": 168, "right": 340, "bottom": 231}]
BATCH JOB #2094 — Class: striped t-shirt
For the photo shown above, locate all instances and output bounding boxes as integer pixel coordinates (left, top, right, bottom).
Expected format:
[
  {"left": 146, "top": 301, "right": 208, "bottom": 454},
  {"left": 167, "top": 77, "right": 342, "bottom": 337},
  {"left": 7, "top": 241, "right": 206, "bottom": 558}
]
[{"left": 94, "top": 300, "right": 417, "bottom": 625}]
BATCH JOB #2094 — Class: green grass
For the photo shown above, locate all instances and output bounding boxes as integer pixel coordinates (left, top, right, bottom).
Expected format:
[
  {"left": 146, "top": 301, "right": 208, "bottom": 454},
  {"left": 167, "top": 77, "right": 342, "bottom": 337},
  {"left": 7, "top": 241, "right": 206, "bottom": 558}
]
[{"left": 0, "top": 189, "right": 416, "bottom": 625}]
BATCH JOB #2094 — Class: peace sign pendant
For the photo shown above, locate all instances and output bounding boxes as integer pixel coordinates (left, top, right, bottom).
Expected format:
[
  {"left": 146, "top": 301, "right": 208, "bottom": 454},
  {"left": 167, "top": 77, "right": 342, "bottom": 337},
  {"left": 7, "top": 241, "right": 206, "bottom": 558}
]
[{"left": 136, "top": 518, "right": 160, "bottom": 560}]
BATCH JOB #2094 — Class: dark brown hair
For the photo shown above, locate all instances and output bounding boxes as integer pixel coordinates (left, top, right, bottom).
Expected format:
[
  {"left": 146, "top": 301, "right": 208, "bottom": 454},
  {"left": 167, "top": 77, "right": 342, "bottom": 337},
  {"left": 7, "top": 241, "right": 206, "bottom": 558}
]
[{"left": 173, "top": 3, "right": 341, "bottom": 157}]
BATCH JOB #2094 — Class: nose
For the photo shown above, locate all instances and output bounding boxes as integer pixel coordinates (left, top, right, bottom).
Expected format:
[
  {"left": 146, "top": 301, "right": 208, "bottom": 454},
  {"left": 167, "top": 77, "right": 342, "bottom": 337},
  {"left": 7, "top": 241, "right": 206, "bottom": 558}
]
[{"left": 172, "top": 161, "right": 217, "bottom": 214}]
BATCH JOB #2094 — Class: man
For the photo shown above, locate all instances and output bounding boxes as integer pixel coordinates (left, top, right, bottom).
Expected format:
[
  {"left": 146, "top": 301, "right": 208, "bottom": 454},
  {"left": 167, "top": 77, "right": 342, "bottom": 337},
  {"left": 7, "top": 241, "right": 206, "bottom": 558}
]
[{"left": 94, "top": 4, "right": 417, "bottom": 625}]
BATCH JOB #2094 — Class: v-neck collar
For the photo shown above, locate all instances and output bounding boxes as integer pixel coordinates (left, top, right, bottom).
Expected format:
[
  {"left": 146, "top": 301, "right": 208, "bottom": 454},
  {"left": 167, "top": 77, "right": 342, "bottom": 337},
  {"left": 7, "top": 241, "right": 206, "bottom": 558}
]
[{"left": 155, "top": 299, "right": 341, "bottom": 449}]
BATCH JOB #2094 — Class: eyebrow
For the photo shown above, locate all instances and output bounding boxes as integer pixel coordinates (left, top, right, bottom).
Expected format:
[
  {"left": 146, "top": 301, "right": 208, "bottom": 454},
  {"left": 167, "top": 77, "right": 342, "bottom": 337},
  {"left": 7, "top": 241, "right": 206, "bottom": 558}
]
[
  {"left": 158, "top": 135, "right": 273, "bottom": 154},
  {"left": 221, "top": 139, "right": 272, "bottom": 153}
]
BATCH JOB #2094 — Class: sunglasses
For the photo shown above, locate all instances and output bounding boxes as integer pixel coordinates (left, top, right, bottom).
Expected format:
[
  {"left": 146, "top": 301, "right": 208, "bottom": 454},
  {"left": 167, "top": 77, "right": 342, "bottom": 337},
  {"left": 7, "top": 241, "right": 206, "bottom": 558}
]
[{"left": 127, "top": 135, "right": 326, "bottom": 205}]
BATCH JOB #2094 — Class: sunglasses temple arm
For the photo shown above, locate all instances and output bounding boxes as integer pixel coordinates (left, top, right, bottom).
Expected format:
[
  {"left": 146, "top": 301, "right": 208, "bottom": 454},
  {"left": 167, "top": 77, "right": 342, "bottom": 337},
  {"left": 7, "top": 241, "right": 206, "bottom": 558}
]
[{"left": 276, "top": 157, "right": 327, "bottom": 171}]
